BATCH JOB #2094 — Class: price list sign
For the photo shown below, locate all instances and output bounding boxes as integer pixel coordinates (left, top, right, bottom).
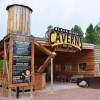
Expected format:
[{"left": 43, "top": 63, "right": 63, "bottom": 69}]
[{"left": 12, "top": 41, "right": 32, "bottom": 84}]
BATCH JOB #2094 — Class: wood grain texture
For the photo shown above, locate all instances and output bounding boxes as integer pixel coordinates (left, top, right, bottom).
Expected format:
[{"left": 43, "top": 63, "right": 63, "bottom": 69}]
[{"left": 7, "top": 5, "right": 32, "bottom": 35}]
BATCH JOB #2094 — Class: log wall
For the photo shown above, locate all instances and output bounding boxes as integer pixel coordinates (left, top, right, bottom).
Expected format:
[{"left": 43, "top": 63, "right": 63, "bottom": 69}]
[
  {"left": 94, "top": 45, "right": 100, "bottom": 76},
  {"left": 34, "top": 73, "right": 46, "bottom": 90},
  {"left": 53, "top": 49, "right": 94, "bottom": 77}
]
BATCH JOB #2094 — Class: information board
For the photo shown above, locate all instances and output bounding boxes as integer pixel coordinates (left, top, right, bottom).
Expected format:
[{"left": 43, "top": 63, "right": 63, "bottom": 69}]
[{"left": 12, "top": 41, "right": 32, "bottom": 84}]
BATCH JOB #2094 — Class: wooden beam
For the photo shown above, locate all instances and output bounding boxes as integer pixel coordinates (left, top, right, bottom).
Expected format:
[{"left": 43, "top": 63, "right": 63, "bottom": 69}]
[
  {"left": 37, "top": 55, "right": 52, "bottom": 73},
  {"left": 37, "top": 52, "right": 56, "bottom": 73},
  {"left": 35, "top": 40, "right": 56, "bottom": 73},
  {"left": 34, "top": 41, "right": 52, "bottom": 55},
  {"left": 2, "top": 41, "right": 9, "bottom": 96},
  {"left": 51, "top": 58, "right": 53, "bottom": 93}
]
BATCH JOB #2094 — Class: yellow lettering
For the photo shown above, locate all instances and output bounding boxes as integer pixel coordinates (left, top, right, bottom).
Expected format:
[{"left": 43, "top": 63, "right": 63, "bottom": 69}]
[{"left": 49, "top": 30, "right": 82, "bottom": 50}]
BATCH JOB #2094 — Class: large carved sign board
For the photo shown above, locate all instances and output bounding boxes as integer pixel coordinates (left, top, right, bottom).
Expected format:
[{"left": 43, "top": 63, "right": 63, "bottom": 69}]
[
  {"left": 49, "top": 27, "right": 82, "bottom": 52},
  {"left": 13, "top": 41, "right": 32, "bottom": 84},
  {"left": 8, "top": 34, "right": 34, "bottom": 87}
]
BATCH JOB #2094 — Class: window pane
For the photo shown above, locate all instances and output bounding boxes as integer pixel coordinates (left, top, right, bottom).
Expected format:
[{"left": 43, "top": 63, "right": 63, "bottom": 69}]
[
  {"left": 79, "top": 63, "right": 86, "bottom": 71},
  {"left": 65, "top": 64, "right": 72, "bottom": 72}
]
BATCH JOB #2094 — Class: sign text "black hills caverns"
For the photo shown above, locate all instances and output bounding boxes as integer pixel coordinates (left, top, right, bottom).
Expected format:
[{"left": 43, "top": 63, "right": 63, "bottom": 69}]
[{"left": 49, "top": 27, "right": 82, "bottom": 50}]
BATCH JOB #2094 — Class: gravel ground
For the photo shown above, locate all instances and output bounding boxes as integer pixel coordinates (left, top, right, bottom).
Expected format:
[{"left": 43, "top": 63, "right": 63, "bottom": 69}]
[
  {"left": 33, "top": 88, "right": 100, "bottom": 100},
  {"left": 1, "top": 87, "right": 100, "bottom": 100}
]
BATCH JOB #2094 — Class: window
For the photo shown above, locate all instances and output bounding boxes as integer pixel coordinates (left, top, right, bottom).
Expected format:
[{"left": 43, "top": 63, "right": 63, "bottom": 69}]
[
  {"left": 65, "top": 64, "right": 72, "bottom": 72},
  {"left": 78, "top": 63, "right": 86, "bottom": 71},
  {"left": 55, "top": 64, "right": 61, "bottom": 72}
]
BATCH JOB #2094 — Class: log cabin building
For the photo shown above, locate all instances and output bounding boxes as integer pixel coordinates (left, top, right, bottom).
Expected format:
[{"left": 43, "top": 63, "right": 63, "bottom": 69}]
[
  {"left": 35, "top": 37, "right": 100, "bottom": 80},
  {"left": 0, "top": 4, "right": 100, "bottom": 91}
]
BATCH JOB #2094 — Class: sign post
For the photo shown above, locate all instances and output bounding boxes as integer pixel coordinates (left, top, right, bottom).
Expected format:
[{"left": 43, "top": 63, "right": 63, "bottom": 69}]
[{"left": 51, "top": 58, "right": 53, "bottom": 93}]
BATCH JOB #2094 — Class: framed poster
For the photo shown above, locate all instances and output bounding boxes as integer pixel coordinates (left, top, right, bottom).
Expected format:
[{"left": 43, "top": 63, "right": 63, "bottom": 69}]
[
  {"left": 12, "top": 41, "right": 32, "bottom": 84},
  {"left": 8, "top": 34, "right": 34, "bottom": 87}
]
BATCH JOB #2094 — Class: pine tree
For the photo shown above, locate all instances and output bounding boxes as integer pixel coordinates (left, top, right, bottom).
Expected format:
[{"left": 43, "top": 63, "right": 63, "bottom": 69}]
[
  {"left": 45, "top": 25, "right": 53, "bottom": 38},
  {"left": 94, "top": 19, "right": 100, "bottom": 44},
  {"left": 71, "top": 25, "right": 84, "bottom": 37},
  {"left": 85, "top": 24, "right": 95, "bottom": 44}
]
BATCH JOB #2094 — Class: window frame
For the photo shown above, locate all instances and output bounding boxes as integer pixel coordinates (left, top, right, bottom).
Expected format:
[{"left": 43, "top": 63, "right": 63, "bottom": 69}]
[
  {"left": 55, "top": 64, "right": 61, "bottom": 72},
  {"left": 78, "top": 63, "right": 87, "bottom": 72},
  {"left": 65, "top": 64, "right": 72, "bottom": 72}
]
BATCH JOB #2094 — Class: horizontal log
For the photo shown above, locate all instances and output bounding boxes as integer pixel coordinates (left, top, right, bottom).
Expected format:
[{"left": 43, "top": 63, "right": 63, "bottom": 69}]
[{"left": 37, "top": 53, "right": 56, "bottom": 73}]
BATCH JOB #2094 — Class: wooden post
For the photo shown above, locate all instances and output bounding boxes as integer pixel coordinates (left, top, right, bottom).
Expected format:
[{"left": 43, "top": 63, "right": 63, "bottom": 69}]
[
  {"left": 2, "top": 52, "right": 6, "bottom": 96},
  {"left": 16, "top": 86, "right": 19, "bottom": 99},
  {"left": 8, "top": 88, "right": 12, "bottom": 100},
  {"left": 2, "top": 60, "right": 5, "bottom": 96},
  {"left": 22, "top": 86, "right": 25, "bottom": 94},
  {"left": 51, "top": 58, "right": 53, "bottom": 93},
  {"left": 2, "top": 40, "right": 9, "bottom": 96},
  {"left": 30, "top": 86, "right": 33, "bottom": 99}
]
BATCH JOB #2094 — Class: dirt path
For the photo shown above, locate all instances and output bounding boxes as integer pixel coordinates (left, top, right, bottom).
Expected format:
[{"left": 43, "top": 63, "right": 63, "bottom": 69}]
[{"left": 0, "top": 87, "right": 100, "bottom": 100}]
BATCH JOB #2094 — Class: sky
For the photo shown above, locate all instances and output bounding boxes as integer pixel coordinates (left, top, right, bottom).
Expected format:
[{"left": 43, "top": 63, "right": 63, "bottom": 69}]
[{"left": 0, "top": 0, "right": 100, "bottom": 40}]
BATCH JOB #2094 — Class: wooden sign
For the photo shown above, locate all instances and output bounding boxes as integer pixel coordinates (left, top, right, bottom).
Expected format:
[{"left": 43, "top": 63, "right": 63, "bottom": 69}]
[
  {"left": 49, "top": 27, "right": 82, "bottom": 50},
  {"left": 8, "top": 34, "right": 34, "bottom": 87},
  {"left": 13, "top": 41, "right": 32, "bottom": 84}
]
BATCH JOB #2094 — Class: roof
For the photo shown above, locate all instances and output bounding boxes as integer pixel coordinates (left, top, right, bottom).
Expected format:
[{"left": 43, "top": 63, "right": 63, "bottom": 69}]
[
  {"left": 6, "top": 4, "right": 33, "bottom": 13},
  {"left": 34, "top": 37, "right": 48, "bottom": 43},
  {"left": 82, "top": 43, "right": 94, "bottom": 49}
]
